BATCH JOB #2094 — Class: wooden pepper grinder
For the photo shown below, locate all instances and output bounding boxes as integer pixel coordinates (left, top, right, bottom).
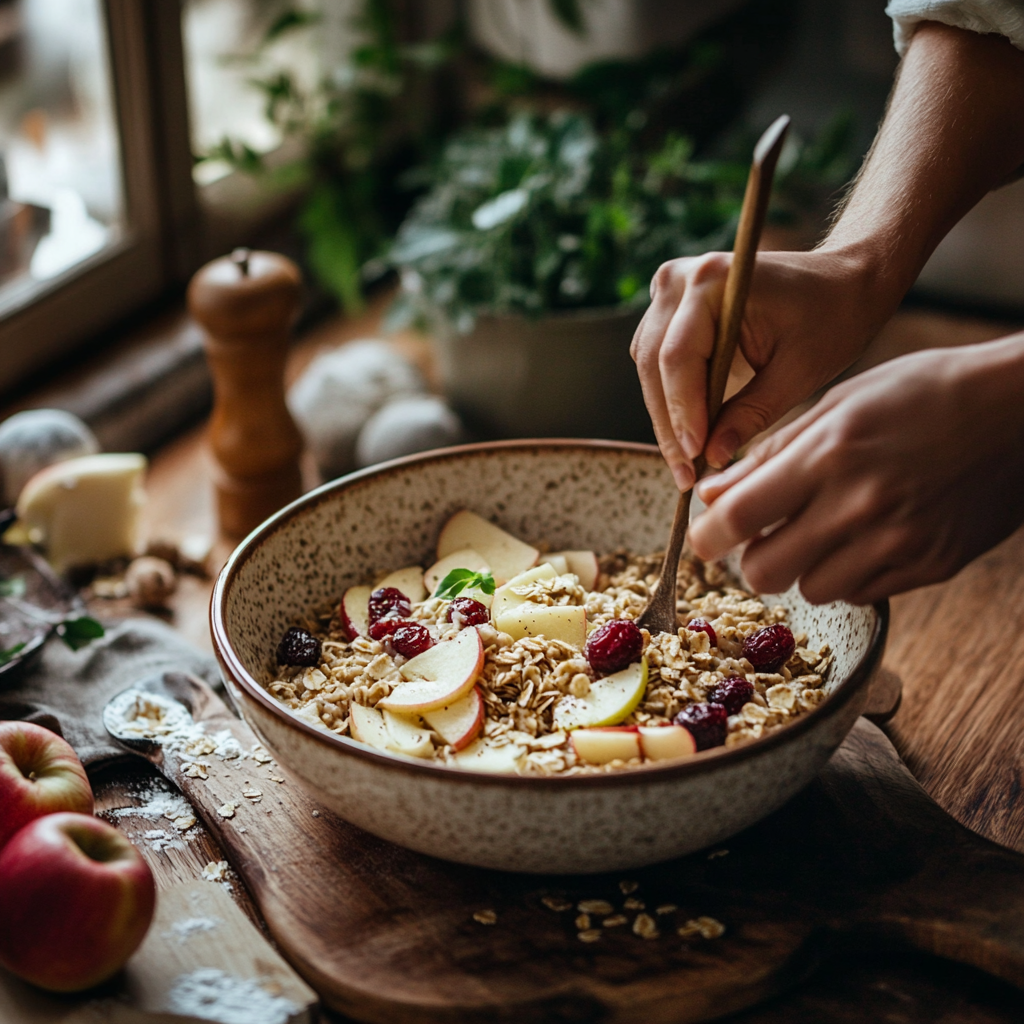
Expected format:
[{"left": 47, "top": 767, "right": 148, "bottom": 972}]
[{"left": 188, "top": 248, "right": 304, "bottom": 538}]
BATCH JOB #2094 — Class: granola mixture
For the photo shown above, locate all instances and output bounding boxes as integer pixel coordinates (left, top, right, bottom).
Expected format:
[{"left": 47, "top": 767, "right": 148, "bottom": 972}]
[{"left": 263, "top": 550, "right": 833, "bottom": 775}]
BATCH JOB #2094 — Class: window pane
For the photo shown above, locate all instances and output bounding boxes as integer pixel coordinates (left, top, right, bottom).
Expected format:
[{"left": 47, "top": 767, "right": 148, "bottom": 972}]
[
  {"left": 0, "top": 0, "right": 124, "bottom": 314},
  {"left": 184, "top": 0, "right": 361, "bottom": 186}
]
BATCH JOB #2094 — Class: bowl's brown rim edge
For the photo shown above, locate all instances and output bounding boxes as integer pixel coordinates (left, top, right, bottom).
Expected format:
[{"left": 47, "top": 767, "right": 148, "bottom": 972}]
[{"left": 210, "top": 438, "right": 890, "bottom": 790}]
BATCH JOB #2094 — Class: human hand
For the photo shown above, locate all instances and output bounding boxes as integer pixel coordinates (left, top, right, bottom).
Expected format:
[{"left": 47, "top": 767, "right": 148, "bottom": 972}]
[
  {"left": 689, "top": 336, "right": 1024, "bottom": 605},
  {"left": 630, "top": 247, "right": 900, "bottom": 491}
]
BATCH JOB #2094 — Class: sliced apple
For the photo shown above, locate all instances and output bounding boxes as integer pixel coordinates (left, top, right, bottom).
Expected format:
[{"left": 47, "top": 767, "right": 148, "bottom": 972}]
[
  {"left": 572, "top": 726, "right": 641, "bottom": 765},
  {"left": 423, "top": 686, "right": 485, "bottom": 750},
  {"left": 349, "top": 703, "right": 391, "bottom": 749},
  {"left": 436, "top": 510, "right": 538, "bottom": 585},
  {"left": 423, "top": 548, "right": 490, "bottom": 596},
  {"left": 553, "top": 658, "right": 648, "bottom": 730},
  {"left": 382, "top": 710, "right": 434, "bottom": 758},
  {"left": 495, "top": 603, "right": 587, "bottom": 649},
  {"left": 376, "top": 565, "right": 426, "bottom": 604},
  {"left": 452, "top": 738, "right": 525, "bottom": 774},
  {"left": 639, "top": 725, "right": 697, "bottom": 761},
  {"left": 490, "top": 563, "right": 558, "bottom": 620},
  {"left": 378, "top": 627, "right": 484, "bottom": 713},
  {"left": 551, "top": 550, "right": 599, "bottom": 591},
  {"left": 340, "top": 585, "right": 372, "bottom": 638},
  {"left": 545, "top": 554, "right": 569, "bottom": 574}
]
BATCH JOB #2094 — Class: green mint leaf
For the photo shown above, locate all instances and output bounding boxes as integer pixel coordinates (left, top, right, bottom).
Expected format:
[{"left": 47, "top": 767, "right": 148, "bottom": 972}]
[
  {"left": 434, "top": 569, "right": 496, "bottom": 599},
  {"left": 0, "top": 576, "right": 26, "bottom": 599},
  {"left": 57, "top": 616, "right": 105, "bottom": 651},
  {"left": 0, "top": 641, "right": 25, "bottom": 665}
]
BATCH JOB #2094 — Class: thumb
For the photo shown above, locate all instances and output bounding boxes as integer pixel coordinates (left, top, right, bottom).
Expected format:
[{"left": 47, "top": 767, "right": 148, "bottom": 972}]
[{"left": 705, "top": 360, "right": 816, "bottom": 469}]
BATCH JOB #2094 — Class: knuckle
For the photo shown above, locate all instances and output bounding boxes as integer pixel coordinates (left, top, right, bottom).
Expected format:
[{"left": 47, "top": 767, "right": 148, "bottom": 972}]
[{"left": 689, "top": 251, "right": 730, "bottom": 284}]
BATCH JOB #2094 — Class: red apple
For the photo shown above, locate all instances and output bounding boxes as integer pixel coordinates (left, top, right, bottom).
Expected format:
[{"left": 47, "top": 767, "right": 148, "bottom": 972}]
[
  {"left": 340, "top": 584, "right": 372, "bottom": 638},
  {"left": 423, "top": 686, "right": 485, "bottom": 750},
  {"left": 379, "top": 627, "right": 484, "bottom": 713},
  {"left": 0, "top": 812, "right": 156, "bottom": 991},
  {"left": 0, "top": 721, "right": 94, "bottom": 850}
]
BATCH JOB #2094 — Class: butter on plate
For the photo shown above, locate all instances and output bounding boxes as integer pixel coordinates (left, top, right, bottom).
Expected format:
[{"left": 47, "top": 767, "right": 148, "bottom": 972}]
[{"left": 5, "top": 453, "right": 147, "bottom": 572}]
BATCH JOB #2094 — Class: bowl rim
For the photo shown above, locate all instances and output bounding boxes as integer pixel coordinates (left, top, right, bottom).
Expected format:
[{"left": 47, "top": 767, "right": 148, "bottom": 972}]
[{"left": 211, "top": 438, "right": 889, "bottom": 789}]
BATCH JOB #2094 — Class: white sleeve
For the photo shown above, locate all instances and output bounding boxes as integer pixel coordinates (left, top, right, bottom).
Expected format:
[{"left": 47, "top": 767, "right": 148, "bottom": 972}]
[{"left": 885, "top": 0, "right": 1024, "bottom": 55}]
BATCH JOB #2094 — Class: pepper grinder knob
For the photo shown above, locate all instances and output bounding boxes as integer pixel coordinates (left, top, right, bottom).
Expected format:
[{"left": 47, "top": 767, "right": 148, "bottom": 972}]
[{"left": 188, "top": 248, "right": 304, "bottom": 538}]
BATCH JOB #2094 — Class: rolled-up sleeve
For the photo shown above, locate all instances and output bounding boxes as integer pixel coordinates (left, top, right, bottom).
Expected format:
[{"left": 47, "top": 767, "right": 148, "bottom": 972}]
[{"left": 886, "top": 0, "right": 1024, "bottom": 54}]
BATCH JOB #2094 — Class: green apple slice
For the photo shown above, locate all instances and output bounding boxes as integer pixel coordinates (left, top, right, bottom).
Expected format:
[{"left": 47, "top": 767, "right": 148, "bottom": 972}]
[
  {"left": 495, "top": 603, "right": 587, "bottom": 648},
  {"left": 553, "top": 658, "right": 648, "bottom": 730}
]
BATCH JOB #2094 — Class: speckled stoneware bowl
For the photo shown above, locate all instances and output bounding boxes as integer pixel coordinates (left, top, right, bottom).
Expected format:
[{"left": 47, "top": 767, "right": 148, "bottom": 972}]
[{"left": 211, "top": 440, "right": 888, "bottom": 874}]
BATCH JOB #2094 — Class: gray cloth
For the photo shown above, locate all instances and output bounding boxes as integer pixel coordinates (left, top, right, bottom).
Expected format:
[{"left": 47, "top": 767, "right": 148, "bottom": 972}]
[{"left": 0, "top": 618, "right": 222, "bottom": 767}]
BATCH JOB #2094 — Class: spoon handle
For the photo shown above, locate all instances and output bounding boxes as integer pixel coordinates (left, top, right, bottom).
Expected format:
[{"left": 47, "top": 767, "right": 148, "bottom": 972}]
[{"left": 639, "top": 115, "right": 791, "bottom": 634}]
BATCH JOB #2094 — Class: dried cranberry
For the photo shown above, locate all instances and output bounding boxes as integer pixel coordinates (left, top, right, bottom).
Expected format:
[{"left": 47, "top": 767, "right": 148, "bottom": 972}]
[
  {"left": 674, "top": 702, "right": 728, "bottom": 751},
  {"left": 687, "top": 617, "right": 717, "bottom": 647},
  {"left": 276, "top": 626, "right": 321, "bottom": 667},
  {"left": 742, "top": 624, "right": 795, "bottom": 672},
  {"left": 368, "top": 587, "right": 411, "bottom": 624},
  {"left": 368, "top": 617, "right": 413, "bottom": 642},
  {"left": 707, "top": 676, "right": 754, "bottom": 715},
  {"left": 446, "top": 597, "right": 490, "bottom": 627},
  {"left": 389, "top": 624, "right": 435, "bottom": 659},
  {"left": 585, "top": 619, "right": 643, "bottom": 676}
]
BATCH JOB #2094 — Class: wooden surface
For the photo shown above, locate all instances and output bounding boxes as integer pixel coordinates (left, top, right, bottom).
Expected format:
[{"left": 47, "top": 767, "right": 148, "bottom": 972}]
[
  {"left": 0, "top": 759, "right": 317, "bottom": 1023},
  {"left": 97, "top": 673, "right": 1024, "bottom": 1023}
]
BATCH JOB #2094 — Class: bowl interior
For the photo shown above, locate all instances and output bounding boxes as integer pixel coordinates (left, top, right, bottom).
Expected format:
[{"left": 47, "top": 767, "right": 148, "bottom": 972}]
[{"left": 221, "top": 443, "right": 877, "bottom": 718}]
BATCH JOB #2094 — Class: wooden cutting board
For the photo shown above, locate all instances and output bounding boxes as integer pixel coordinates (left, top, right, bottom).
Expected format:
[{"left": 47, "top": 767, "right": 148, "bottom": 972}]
[{"left": 107, "top": 671, "right": 1024, "bottom": 1024}]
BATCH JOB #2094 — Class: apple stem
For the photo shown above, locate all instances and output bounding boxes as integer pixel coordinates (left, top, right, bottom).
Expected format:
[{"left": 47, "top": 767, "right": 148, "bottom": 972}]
[{"left": 27, "top": 771, "right": 36, "bottom": 781}]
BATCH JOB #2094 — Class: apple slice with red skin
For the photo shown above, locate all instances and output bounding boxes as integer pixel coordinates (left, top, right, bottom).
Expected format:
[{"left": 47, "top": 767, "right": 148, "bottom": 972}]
[
  {"left": 0, "top": 812, "right": 155, "bottom": 992},
  {"left": 0, "top": 721, "right": 94, "bottom": 850},
  {"left": 571, "top": 726, "right": 642, "bottom": 765},
  {"left": 376, "top": 565, "right": 426, "bottom": 604},
  {"left": 379, "top": 627, "right": 484, "bottom": 714},
  {"left": 639, "top": 724, "right": 698, "bottom": 761},
  {"left": 340, "top": 585, "right": 372, "bottom": 639},
  {"left": 423, "top": 686, "right": 485, "bottom": 750},
  {"left": 436, "top": 510, "right": 538, "bottom": 585}
]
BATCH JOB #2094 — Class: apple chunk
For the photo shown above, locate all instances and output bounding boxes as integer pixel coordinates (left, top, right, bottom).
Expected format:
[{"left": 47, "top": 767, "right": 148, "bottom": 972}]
[
  {"left": 550, "top": 550, "right": 599, "bottom": 591},
  {"left": 639, "top": 725, "right": 697, "bottom": 761},
  {"left": 490, "top": 563, "right": 557, "bottom": 620},
  {"left": 436, "top": 510, "right": 538, "bottom": 585},
  {"left": 349, "top": 703, "right": 391, "bottom": 750},
  {"left": 553, "top": 658, "right": 648, "bottom": 730},
  {"left": 423, "top": 548, "right": 490, "bottom": 596},
  {"left": 452, "top": 738, "right": 525, "bottom": 773},
  {"left": 572, "top": 727, "right": 641, "bottom": 765},
  {"left": 376, "top": 565, "right": 426, "bottom": 604},
  {"left": 340, "top": 585, "right": 372, "bottom": 638},
  {"left": 378, "top": 627, "right": 484, "bottom": 713},
  {"left": 495, "top": 603, "right": 586, "bottom": 649},
  {"left": 423, "top": 686, "right": 485, "bottom": 750},
  {"left": 350, "top": 704, "right": 434, "bottom": 758}
]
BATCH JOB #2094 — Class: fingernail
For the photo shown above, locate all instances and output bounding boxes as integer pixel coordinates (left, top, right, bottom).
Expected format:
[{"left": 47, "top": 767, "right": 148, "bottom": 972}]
[
  {"left": 681, "top": 431, "right": 702, "bottom": 460},
  {"left": 708, "top": 429, "right": 740, "bottom": 468},
  {"left": 674, "top": 463, "right": 695, "bottom": 491}
]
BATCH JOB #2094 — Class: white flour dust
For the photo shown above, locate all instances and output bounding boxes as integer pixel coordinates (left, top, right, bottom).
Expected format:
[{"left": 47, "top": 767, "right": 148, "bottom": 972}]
[
  {"left": 167, "top": 916, "right": 221, "bottom": 943},
  {"left": 165, "top": 968, "right": 298, "bottom": 1024}
]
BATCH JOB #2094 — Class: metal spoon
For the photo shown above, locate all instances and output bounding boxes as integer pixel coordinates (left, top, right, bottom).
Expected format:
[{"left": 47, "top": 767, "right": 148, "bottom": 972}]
[{"left": 638, "top": 114, "right": 791, "bottom": 635}]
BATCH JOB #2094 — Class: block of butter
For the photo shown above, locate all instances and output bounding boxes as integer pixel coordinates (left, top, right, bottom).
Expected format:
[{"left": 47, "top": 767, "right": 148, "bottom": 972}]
[{"left": 6, "top": 453, "right": 147, "bottom": 572}]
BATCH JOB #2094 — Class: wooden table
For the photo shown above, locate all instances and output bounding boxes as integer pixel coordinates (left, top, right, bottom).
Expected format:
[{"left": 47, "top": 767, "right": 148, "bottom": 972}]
[{"left": 98, "top": 301, "right": 1024, "bottom": 1020}]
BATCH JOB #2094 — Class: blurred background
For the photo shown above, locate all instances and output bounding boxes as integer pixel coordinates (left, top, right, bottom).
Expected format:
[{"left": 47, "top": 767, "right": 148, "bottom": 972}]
[{"left": 0, "top": 0, "right": 1021, "bottom": 470}]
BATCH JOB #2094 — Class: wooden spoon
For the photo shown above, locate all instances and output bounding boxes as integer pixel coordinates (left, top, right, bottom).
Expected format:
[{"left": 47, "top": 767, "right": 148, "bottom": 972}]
[{"left": 639, "top": 114, "right": 791, "bottom": 635}]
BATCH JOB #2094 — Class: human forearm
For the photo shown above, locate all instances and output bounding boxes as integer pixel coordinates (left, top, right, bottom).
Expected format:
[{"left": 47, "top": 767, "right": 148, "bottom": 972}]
[{"left": 822, "top": 21, "right": 1024, "bottom": 304}]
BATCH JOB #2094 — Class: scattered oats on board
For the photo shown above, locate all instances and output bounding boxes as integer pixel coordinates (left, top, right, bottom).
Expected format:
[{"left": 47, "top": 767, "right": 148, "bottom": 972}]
[
  {"left": 182, "top": 762, "right": 209, "bottom": 780},
  {"left": 172, "top": 813, "right": 196, "bottom": 832},
  {"left": 269, "top": 775, "right": 285, "bottom": 784},
  {"left": 679, "top": 916, "right": 726, "bottom": 939},
  {"left": 575, "top": 913, "right": 591, "bottom": 931},
  {"left": 633, "top": 914, "right": 660, "bottom": 939},
  {"left": 578, "top": 900, "right": 614, "bottom": 915},
  {"left": 619, "top": 880, "right": 639, "bottom": 895},
  {"left": 577, "top": 929, "right": 601, "bottom": 943},
  {"left": 541, "top": 896, "right": 572, "bottom": 912},
  {"left": 201, "top": 861, "right": 228, "bottom": 883},
  {"left": 603, "top": 915, "right": 628, "bottom": 928},
  {"left": 242, "top": 788, "right": 263, "bottom": 802},
  {"left": 217, "top": 802, "right": 237, "bottom": 819},
  {"left": 473, "top": 910, "right": 497, "bottom": 925},
  {"left": 167, "top": 917, "right": 220, "bottom": 943},
  {"left": 624, "top": 897, "right": 645, "bottom": 911},
  {"left": 656, "top": 904, "right": 678, "bottom": 915}
]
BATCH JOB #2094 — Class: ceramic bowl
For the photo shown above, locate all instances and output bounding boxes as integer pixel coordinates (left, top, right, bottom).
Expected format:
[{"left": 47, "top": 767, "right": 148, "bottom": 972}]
[{"left": 211, "top": 441, "right": 887, "bottom": 874}]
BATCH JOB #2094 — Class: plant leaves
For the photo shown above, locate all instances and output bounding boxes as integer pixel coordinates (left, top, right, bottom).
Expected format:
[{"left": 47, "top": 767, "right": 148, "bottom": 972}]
[
  {"left": 0, "top": 642, "right": 25, "bottom": 666},
  {"left": 57, "top": 616, "right": 105, "bottom": 652},
  {"left": 0, "top": 576, "right": 26, "bottom": 599},
  {"left": 434, "top": 569, "right": 496, "bottom": 599},
  {"left": 549, "top": 0, "right": 587, "bottom": 35},
  {"left": 264, "top": 9, "right": 321, "bottom": 44}
]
